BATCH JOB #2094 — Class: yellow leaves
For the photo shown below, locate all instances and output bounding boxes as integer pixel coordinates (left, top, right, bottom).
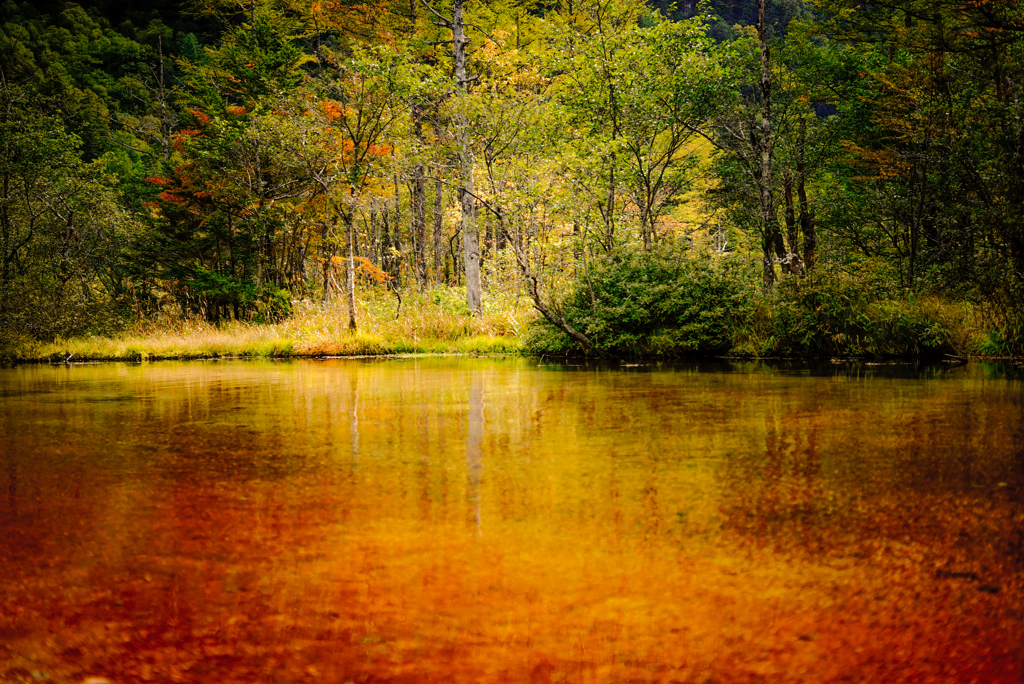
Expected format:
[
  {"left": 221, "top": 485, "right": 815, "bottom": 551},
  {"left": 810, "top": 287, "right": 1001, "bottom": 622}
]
[
  {"left": 841, "top": 140, "right": 909, "bottom": 179},
  {"left": 308, "top": 0, "right": 404, "bottom": 43},
  {"left": 473, "top": 29, "right": 547, "bottom": 95}
]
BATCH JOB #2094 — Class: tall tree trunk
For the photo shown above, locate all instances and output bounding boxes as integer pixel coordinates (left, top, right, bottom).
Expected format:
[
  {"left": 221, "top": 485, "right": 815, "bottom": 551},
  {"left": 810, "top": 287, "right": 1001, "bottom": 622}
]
[
  {"left": 344, "top": 210, "right": 357, "bottom": 330},
  {"left": 797, "top": 115, "right": 816, "bottom": 271},
  {"left": 319, "top": 219, "right": 331, "bottom": 305},
  {"left": 1, "top": 172, "right": 11, "bottom": 283},
  {"left": 381, "top": 204, "right": 392, "bottom": 282},
  {"left": 604, "top": 165, "right": 616, "bottom": 251},
  {"left": 909, "top": 161, "right": 927, "bottom": 290},
  {"left": 411, "top": 110, "right": 428, "bottom": 291},
  {"left": 453, "top": 0, "right": 482, "bottom": 314},
  {"left": 393, "top": 178, "right": 403, "bottom": 289},
  {"left": 322, "top": 250, "right": 331, "bottom": 304},
  {"left": 460, "top": 153, "right": 481, "bottom": 312},
  {"left": 782, "top": 169, "right": 802, "bottom": 274},
  {"left": 369, "top": 208, "right": 379, "bottom": 267},
  {"left": 433, "top": 177, "right": 444, "bottom": 285},
  {"left": 756, "top": 0, "right": 779, "bottom": 288}
]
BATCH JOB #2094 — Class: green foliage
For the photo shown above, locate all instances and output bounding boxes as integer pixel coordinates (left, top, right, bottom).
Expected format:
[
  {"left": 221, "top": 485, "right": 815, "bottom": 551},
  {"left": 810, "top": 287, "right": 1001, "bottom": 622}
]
[
  {"left": 740, "top": 264, "right": 957, "bottom": 358},
  {"left": 528, "top": 253, "right": 964, "bottom": 360},
  {"left": 4, "top": 0, "right": 1023, "bottom": 362},
  {"left": 975, "top": 262, "right": 1024, "bottom": 356},
  {"left": 527, "top": 246, "right": 755, "bottom": 357},
  {"left": 0, "top": 1, "right": 160, "bottom": 158},
  {"left": 184, "top": 8, "right": 308, "bottom": 104},
  {"left": 0, "top": 87, "right": 138, "bottom": 339},
  {"left": 182, "top": 267, "right": 292, "bottom": 322},
  {"left": 549, "top": 3, "right": 727, "bottom": 249}
]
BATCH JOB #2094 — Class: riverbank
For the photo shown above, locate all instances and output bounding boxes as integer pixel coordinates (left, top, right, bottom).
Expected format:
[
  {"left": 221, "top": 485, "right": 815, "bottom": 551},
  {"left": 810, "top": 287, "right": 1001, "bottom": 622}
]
[
  {"left": 1, "top": 290, "right": 529, "bottom": 363},
  {"left": 3, "top": 277, "right": 1019, "bottom": 365}
]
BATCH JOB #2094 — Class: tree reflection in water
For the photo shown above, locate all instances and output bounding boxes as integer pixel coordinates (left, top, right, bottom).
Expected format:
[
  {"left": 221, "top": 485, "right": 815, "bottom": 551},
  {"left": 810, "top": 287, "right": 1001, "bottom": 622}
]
[{"left": 0, "top": 358, "right": 1020, "bottom": 683}]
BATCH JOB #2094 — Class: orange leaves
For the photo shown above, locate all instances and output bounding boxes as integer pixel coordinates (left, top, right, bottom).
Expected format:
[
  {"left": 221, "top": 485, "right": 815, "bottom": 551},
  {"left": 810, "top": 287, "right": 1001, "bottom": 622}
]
[
  {"left": 188, "top": 108, "right": 211, "bottom": 124},
  {"left": 314, "top": 102, "right": 396, "bottom": 164},
  {"left": 151, "top": 171, "right": 218, "bottom": 207},
  {"left": 325, "top": 255, "right": 392, "bottom": 284},
  {"left": 321, "top": 100, "right": 343, "bottom": 120},
  {"left": 171, "top": 128, "right": 202, "bottom": 153},
  {"left": 353, "top": 256, "right": 390, "bottom": 283},
  {"left": 840, "top": 140, "right": 908, "bottom": 179},
  {"left": 225, "top": 105, "right": 247, "bottom": 116}
]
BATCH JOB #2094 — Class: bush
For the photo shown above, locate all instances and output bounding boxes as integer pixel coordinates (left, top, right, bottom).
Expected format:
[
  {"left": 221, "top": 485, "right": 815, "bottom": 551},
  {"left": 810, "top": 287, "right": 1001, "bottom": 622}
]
[
  {"left": 0, "top": 272, "right": 128, "bottom": 342},
  {"left": 744, "top": 263, "right": 958, "bottom": 358},
  {"left": 526, "top": 251, "right": 962, "bottom": 359},
  {"left": 182, "top": 268, "right": 292, "bottom": 323},
  {"left": 526, "top": 246, "right": 755, "bottom": 358},
  {"left": 975, "top": 259, "right": 1024, "bottom": 356}
]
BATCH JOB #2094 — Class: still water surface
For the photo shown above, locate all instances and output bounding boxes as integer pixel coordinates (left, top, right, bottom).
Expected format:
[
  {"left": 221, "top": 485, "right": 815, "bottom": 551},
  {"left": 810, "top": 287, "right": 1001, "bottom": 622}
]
[{"left": 1, "top": 358, "right": 1022, "bottom": 683}]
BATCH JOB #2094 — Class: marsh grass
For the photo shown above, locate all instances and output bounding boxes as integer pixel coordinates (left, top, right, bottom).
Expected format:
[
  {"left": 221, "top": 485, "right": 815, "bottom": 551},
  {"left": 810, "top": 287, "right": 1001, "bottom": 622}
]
[
  {"left": 7, "top": 270, "right": 1004, "bottom": 364},
  {"left": 16, "top": 286, "right": 532, "bottom": 363}
]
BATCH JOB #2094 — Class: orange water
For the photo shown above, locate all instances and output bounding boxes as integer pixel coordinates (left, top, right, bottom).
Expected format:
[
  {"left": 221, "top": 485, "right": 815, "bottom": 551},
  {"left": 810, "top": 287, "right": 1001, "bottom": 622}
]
[{"left": 1, "top": 358, "right": 1021, "bottom": 683}]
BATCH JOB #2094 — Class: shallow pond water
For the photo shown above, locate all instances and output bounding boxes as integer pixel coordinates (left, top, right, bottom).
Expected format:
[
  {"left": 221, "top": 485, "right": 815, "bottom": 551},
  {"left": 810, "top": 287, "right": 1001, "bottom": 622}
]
[{"left": 0, "top": 358, "right": 1022, "bottom": 683}]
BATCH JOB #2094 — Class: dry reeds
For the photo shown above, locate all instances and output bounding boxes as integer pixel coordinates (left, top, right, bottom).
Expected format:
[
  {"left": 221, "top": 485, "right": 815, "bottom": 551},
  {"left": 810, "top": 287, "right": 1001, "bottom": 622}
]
[{"left": 20, "top": 286, "right": 533, "bottom": 363}]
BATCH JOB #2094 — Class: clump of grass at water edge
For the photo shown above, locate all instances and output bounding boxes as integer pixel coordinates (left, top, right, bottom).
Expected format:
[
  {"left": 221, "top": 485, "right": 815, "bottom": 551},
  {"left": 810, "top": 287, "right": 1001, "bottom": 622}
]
[{"left": 15, "top": 286, "right": 532, "bottom": 363}]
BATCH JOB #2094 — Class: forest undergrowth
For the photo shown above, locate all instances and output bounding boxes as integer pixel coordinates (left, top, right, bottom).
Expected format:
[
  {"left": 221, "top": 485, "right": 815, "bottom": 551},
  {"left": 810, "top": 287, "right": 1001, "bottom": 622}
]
[
  {"left": 3, "top": 286, "right": 529, "bottom": 363},
  {"left": 3, "top": 255, "right": 1016, "bottom": 365}
]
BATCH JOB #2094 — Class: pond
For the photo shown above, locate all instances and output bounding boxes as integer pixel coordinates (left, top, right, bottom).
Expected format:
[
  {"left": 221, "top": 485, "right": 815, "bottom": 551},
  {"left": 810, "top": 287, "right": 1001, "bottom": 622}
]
[{"left": 0, "top": 358, "right": 1022, "bottom": 683}]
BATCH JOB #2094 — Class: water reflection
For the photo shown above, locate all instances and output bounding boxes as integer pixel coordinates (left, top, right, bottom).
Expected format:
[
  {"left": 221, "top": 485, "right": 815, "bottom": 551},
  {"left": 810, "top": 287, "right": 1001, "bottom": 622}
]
[
  {"left": 0, "top": 358, "right": 1021, "bottom": 684},
  {"left": 467, "top": 377, "right": 484, "bottom": 535}
]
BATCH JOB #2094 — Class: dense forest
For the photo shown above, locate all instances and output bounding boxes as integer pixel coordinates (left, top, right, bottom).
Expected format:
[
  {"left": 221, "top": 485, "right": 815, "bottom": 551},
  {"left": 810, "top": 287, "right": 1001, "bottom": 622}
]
[{"left": 2, "top": 0, "right": 1023, "bottom": 357}]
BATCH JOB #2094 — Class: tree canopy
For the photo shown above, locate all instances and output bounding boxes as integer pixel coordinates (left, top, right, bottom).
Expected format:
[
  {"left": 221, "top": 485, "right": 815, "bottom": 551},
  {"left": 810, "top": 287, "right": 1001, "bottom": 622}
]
[{"left": 3, "top": 0, "right": 1023, "bottom": 354}]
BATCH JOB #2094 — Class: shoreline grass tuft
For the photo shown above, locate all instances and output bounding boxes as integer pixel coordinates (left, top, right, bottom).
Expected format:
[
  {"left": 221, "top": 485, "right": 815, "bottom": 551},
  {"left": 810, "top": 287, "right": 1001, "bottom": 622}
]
[{"left": 6, "top": 287, "right": 532, "bottom": 363}]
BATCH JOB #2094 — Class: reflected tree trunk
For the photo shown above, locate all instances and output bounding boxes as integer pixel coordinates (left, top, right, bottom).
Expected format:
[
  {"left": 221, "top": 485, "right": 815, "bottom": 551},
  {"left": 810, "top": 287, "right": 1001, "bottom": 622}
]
[
  {"left": 349, "top": 374, "right": 360, "bottom": 461},
  {"left": 467, "top": 378, "right": 484, "bottom": 535}
]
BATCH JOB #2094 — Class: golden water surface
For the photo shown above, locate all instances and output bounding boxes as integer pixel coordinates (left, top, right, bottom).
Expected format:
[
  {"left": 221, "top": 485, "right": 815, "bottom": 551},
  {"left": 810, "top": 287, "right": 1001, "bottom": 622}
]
[{"left": 0, "top": 358, "right": 1022, "bottom": 683}]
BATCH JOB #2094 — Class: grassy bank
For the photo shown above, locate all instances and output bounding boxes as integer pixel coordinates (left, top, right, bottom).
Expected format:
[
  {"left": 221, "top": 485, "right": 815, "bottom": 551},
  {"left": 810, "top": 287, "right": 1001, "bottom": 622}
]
[
  {"left": 3, "top": 260, "right": 1016, "bottom": 364},
  {"left": 3, "top": 287, "right": 532, "bottom": 363}
]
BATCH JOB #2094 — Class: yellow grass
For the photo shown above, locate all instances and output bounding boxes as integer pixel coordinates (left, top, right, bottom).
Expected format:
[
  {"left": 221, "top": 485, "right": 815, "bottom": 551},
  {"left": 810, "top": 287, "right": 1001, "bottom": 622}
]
[{"left": 14, "top": 286, "right": 534, "bottom": 363}]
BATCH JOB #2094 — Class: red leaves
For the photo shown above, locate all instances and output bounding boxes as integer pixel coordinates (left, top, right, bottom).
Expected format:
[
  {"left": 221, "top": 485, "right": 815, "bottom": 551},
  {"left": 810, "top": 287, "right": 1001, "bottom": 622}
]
[
  {"left": 157, "top": 191, "right": 185, "bottom": 204},
  {"left": 188, "top": 108, "right": 211, "bottom": 124}
]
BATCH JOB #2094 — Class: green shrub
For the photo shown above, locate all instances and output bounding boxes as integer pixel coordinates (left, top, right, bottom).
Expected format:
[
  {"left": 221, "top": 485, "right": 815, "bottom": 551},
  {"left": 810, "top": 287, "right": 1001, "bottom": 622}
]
[
  {"left": 526, "top": 251, "right": 961, "bottom": 359},
  {"left": 748, "top": 264, "right": 957, "bottom": 358},
  {"left": 182, "top": 267, "right": 292, "bottom": 323},
  {"left": 526, "top": 246, "right": 755, "bottom": 358},
  {"left": 975, "top": 260, "right": 1024, "bottom": 356}
]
